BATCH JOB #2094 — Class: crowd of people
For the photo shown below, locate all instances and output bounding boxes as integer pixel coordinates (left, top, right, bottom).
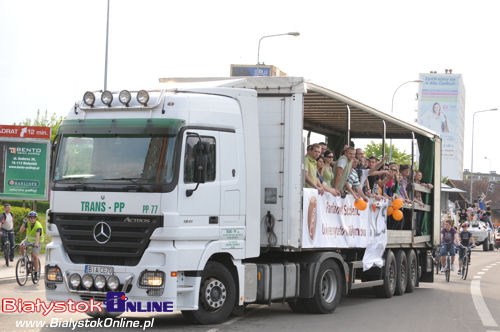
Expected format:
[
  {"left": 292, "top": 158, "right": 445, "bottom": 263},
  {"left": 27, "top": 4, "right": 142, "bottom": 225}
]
[{"left": 304, "top": 142, "right": 434, "bottom": 231}]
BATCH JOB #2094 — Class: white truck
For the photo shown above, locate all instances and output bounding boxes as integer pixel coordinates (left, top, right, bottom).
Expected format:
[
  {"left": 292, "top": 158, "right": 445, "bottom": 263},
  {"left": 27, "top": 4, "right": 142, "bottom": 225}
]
[{"left": 45, "top": 77, "right": 441, "bottom": 324}]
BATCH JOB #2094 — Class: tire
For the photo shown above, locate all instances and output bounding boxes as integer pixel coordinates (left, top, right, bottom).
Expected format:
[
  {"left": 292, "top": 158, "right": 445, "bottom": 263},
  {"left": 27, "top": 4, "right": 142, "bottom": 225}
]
[
  {"left": 405, "top": 250, "right": 417, "bottom": 293},
  {"left": 483, "top": 238, "right": 489, "bottom": 252},
  {"left": 375, "top": 250, "right": 396, "bottom": 298},
  {"left": 445, "top": 257, "right": 450, "bottom": 282},
  {"left": 3, "top": 243, "right": 9, "bottom": 267},
  {"left": 305, "top": 259, "right": 343, "bottom": 314},
  {"left": 16, "top": 258, "right": 28, "bottom": 286},
  {"left": 461, "top": 256, "right": 468, "bottom": 280},
  {"left": 394, "top": 250, "right": 407, "bottom": 296},
  {"left": 181, "top": 261, "right": 236, "bottom": 325},
  {"left": 86, "top": 308, "right": 122, "bottom": 319},
  {"left": 32, "top": 258, "right": 41, "bottom": 284},
  {"left": 288, "top": 299, "right": 310, "bottom": 313}
]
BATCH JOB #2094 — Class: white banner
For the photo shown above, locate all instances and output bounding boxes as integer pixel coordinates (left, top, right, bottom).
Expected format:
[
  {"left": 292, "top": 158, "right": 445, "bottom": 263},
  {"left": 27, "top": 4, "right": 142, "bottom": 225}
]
[{"left": 302, "top": 189, "right": 389, "bottom": 270}]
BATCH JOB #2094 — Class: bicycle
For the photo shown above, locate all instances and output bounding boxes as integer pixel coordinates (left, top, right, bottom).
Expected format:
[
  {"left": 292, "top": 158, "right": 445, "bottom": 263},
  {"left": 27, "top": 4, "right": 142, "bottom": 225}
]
[
  {"left": 1, "top": 231, "right": 11, "bottom": 266},
  {"left": 440, "top": 243, "right": 453, "bottom": 282},
  {"left": 432, "top": 248, "right": 441, "bottom": 274},
  {"left": 15, "top": 243, "right": 41, "bottom": 286},
  {"left": 459, "top": 244, "right": 473, "bottom": 280}
]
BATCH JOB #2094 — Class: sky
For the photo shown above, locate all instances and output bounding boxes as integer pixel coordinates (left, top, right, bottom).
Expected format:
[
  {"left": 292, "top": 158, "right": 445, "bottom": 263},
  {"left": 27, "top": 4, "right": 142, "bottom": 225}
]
[{"left": 1, "top": 0, "right": 499, "bottom": 176}]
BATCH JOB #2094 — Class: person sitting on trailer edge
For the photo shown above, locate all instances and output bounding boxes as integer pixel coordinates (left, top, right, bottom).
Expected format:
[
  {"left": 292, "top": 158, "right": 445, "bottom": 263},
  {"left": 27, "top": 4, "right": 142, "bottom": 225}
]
[
  {"left": 440, "top": 219, "right": 459, "bottom": 272},
  {"left": 332, "top": 146, "right": 355, "bottom": 194},
  {"left": 19, "top": 211, "right": 42, "bottom": 280},
  {"left": 304, "top": 144, "right": 324, "bottom": 195},
  {"left": 458, "top": 222, "right": 475, "bottom": 274}
]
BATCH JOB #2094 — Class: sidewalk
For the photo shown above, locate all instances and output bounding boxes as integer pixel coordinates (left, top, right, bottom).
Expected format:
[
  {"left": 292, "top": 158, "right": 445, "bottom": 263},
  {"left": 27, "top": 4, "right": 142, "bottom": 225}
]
[{"left": 0, "top": 253, "right": 46, "bottom": 284}]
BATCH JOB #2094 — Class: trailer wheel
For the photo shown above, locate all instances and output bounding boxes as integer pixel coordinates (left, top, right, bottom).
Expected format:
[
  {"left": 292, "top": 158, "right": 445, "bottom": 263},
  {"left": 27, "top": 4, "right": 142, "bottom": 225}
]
[
  {"left": 306, "top": 259, "right": 343, "bottom": 314},
  {"left": 394, "top": 250, "right": 407, "bottom": 296},
  {"left": 405, "top": 250, "right": 417, "bottom": 293},
  {"left": 375, "top": 250, "right": 396, "bottom": 298},
  {"left": 182, "top": 261, "right": 236, "bottom": 325}
]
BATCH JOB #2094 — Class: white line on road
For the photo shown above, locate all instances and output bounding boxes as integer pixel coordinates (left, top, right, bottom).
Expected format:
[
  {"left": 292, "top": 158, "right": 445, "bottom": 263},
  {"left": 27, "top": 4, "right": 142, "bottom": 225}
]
[
  {"left": 471, "top": 280, "right": 498, "bottom": 327},
  {"left": 482, "top": 268, "right": 490, "bottom": 271},
  {"left": 473, "top": 276, "right": 482, "bottom": 279},
  {"left": 477, "top": 272, "right": 485, "bottom": 275}
]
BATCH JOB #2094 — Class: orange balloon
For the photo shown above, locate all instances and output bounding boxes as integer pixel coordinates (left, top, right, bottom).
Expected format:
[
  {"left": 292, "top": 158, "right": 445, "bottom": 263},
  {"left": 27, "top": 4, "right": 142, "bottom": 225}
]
[
  {"left": 392, "top": 209, "right": 403, "bottom": 221},
  {"left": 392, "top": 198, "right": 403, "bottom": 210},
  {"left": 372, "top": 204, "right": 377, "bottom": 212},
  {"left": 387, "top": 206, "right": 394, "bottom": 216},
  {"left": 354, "top": 199, "right": 367, "bottom": 211}
]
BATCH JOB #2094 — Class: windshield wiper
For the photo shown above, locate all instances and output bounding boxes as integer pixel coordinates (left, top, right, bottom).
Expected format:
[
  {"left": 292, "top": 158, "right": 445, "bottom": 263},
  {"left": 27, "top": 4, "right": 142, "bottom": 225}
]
[{"left": 102, "top": 177, "right": 141, "bottom": 183}]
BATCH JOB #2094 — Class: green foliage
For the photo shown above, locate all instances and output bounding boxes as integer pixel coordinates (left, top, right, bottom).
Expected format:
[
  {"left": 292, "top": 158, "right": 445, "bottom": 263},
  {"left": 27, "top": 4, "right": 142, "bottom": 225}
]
[
  {"left": 14, "top": 109, "right": 63, "bottom": 141},
  {"left": 364, "top": 141, "right": 412, "bottom": 165}
]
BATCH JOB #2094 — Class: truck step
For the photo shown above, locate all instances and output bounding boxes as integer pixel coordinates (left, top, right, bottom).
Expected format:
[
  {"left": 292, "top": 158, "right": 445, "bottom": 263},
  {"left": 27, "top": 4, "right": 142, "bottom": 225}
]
[{"left": 350, "top": 280, "right": 383, "bottom": 290}]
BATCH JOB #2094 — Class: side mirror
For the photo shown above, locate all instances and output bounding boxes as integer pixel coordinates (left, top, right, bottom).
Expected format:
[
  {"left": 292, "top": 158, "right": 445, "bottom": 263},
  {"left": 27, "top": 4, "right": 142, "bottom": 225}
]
[{"left": 186, "top": 133, "right": 207, "bottom": 197}]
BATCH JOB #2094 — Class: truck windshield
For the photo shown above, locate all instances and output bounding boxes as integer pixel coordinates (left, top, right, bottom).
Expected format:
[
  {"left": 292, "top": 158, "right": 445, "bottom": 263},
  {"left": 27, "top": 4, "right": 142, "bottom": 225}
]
[{"left": 54, "top": 135, "right": 177, "bottom": 184}]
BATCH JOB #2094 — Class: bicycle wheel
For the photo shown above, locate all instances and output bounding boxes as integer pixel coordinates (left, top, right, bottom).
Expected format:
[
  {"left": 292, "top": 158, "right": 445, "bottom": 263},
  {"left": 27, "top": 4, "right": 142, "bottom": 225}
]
[
  {"left": 3, "top": 243, "right": 9, "bottom": 267},
  {"left": 445, "top": 256, "right": 450, "bottom": 282},
  {"left": 32, "top": 258, "right": 41, "bottom": 284},
  {"left": 462, "top": 255, "right": 468, "bottom": 280},
  {"left": 16, "top": 258, "right": 28, "bottom": 286}
]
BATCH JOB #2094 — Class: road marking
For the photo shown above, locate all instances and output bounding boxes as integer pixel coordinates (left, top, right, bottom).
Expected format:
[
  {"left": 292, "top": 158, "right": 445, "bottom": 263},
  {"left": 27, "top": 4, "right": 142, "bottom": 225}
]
[
  {"left": 482, "top": 268, "right": 490, "bottom": 271},
  {"left": 473, "top": 276, "right": 482, "bottom": 279},
  {"left": 477, "top": 272, "right": 485, "bottom": 275},
  {"left": 471, "top": 280, "right": 498, "bottom": 327}
]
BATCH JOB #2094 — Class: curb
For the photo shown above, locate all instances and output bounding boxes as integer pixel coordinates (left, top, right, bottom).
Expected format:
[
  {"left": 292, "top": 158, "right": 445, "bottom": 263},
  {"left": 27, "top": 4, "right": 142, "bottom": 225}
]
[{"left": 0, "top": 274, "right": 45, "bottom": 285}]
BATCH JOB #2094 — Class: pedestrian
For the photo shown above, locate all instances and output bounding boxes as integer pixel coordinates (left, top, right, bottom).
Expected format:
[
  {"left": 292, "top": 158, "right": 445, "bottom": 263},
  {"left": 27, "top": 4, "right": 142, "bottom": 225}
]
[{"left": 1, "top": 204, "right": 15, "bottom": 262}]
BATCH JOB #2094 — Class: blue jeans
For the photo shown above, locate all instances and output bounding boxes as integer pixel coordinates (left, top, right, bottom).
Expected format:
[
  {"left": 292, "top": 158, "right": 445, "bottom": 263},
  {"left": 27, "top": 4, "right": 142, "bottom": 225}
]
[
  {"left": 440, "top": 243, "right": 456, "bottom": 256},
  {"left": 1, "top": 230, "right": 15, "bottom": 260}
]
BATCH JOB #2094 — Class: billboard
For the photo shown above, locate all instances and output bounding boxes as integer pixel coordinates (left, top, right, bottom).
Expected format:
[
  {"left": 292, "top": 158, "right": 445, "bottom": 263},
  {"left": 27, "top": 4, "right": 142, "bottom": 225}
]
[
  {"left": 417, "top": 74, "right": 465, "bottom": 180},
  {"left": 0, "top": 125, "right": 51, "bottom": 200}
]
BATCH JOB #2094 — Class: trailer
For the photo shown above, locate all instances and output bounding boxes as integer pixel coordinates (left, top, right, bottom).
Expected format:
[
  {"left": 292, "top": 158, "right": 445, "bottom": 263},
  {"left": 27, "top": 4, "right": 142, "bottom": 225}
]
[{"left": 45, "top": 77, "right": 441, "bottom": 324}]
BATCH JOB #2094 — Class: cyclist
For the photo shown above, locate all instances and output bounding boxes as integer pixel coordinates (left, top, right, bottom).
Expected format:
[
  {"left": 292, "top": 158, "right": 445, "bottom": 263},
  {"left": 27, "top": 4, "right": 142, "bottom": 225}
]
[
  {"left": 1, "top": 204, "right": 15, "bottom": 262},
  {"left": 19, "top": 211, "right": 42, "bottom": 279},
  {"left": 458, "top": 222, "right": 476, "bottom": 274},
  {"left": 440, "top": 219, "right": 459, "bottom": 272}
]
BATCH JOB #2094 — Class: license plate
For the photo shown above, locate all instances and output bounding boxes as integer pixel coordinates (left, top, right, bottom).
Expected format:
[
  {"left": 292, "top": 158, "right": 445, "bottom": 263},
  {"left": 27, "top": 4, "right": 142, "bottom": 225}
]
[{"left": 85, "top": 265, "right": 114, "bottom": 276}]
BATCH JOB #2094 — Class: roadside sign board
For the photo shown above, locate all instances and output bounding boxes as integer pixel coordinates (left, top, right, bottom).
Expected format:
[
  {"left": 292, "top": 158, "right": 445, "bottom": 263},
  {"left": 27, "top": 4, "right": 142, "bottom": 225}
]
[{"left": 0, "top": 125, "right": 51, "bottom": 200}]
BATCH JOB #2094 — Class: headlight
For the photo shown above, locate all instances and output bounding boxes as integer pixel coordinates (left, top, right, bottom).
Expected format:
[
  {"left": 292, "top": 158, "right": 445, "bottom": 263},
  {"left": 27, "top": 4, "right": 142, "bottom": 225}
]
[
  {"left": 107, "top": 275, "right": 120, "bottom": 291},
  {"left": 81, "top": 274, "right": 94, "bottom": 289},
  {"left": 137, "top": 90, "right": 149, "bottom": 106},
  {"left": 101, "top": 90, "right": 113, "bottom": 106},
  {"left": 69, "top": 273, "right": 81, "bottom": 289},
  {"left": 46, "top": 266, "right": 63, "bottom": 283},
  {"left": 119, "top": 90, "right": 131, "bottom": 106},
  {"left": 94, "top": 275, "right": 106, "bottom": 290},
  {"left": 83, "top": 91, "right": 95, "bottom": 106},
  {"left": 139, "top": 270, "right": 164, "bottom": 287}
]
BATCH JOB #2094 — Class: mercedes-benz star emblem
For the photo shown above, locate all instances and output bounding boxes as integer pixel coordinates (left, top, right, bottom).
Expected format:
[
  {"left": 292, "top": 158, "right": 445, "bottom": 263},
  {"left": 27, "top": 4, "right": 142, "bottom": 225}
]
[{"left": 93, "top": 222, "right": 111, "bottom": 244}]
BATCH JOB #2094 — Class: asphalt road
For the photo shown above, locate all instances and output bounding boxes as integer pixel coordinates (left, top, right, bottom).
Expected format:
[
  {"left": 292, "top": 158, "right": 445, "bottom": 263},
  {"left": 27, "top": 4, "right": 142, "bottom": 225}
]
[{"left": 0, "top": 249, "right": 499, "bottom": 332}]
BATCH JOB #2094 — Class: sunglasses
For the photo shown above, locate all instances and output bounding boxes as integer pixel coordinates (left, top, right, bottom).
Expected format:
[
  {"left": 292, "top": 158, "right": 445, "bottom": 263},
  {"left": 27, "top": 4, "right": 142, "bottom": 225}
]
[
  {"left": 326, "top": 155, "right": 334, "bottom": 158},
  {"left": 390, "top": 168, "right": 397, "bottom": 171}
]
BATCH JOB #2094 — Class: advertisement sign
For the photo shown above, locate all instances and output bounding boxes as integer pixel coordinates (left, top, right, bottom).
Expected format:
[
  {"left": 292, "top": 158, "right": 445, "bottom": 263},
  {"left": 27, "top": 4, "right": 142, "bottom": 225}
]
[
  {"left": 302, "top": 189, "right": 389, "bottom": 270},
  {"left": 417, "top": 73, "right": 465, "bottom": 180},
  {"left": 0, "top": 125, "right": 51, "bottom": 200}
]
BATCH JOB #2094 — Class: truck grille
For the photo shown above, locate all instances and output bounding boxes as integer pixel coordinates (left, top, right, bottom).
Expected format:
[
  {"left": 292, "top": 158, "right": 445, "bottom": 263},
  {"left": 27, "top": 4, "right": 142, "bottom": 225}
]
[{"left": 53, "top": 213, "right": 163, "bottom": 266}]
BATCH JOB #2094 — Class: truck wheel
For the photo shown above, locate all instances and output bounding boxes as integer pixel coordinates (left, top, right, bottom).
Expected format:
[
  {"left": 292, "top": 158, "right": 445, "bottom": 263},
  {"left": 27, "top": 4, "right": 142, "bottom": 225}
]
[
  {"left": 182, "top": 261, "right": 236, "bottom": 325},
  {"left": 306, "top": 259, "right": 343, "bottom": 314},
  {"left": 86, "top": 308, "right": 122, "bottom": 319},
  {"left": 375, "top": 250, "right": 396, "bottom": 298},
  {"left": 483, "top": 238, "right": 489, "bottom": 252},
  {"left": 394, "top": 250, "right": 407, "bottom": 296},
  {"left": 405, "top": 250, "right": 417, "bottom": 293}
]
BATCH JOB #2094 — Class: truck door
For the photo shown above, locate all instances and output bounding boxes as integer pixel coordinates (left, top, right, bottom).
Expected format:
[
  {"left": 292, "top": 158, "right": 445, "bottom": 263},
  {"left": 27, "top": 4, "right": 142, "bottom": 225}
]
[{"left": 178, "top": 130, "right": 221, "bottom": 237}]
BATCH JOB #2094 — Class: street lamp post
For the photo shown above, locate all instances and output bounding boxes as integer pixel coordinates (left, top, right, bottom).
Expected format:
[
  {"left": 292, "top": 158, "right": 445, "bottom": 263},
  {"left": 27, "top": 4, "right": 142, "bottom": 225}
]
[
  {"left": 389, "top": 80, "right": 423, "bottom": 160},
  {"left": 257, "top": 32, "right": 300, "bottom": 65},
  {"left": 470, "top": 108, "right": 498, "bottom": 205}
]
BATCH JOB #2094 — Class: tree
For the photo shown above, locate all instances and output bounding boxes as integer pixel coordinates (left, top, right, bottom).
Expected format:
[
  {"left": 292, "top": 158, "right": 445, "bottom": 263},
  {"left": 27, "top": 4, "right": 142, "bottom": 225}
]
[
  {"left": 364, "top": 141, "right": 413, "bottom": 165},
  {"left": 14, "top": 109, "right": 63, "bottom": 141}
]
